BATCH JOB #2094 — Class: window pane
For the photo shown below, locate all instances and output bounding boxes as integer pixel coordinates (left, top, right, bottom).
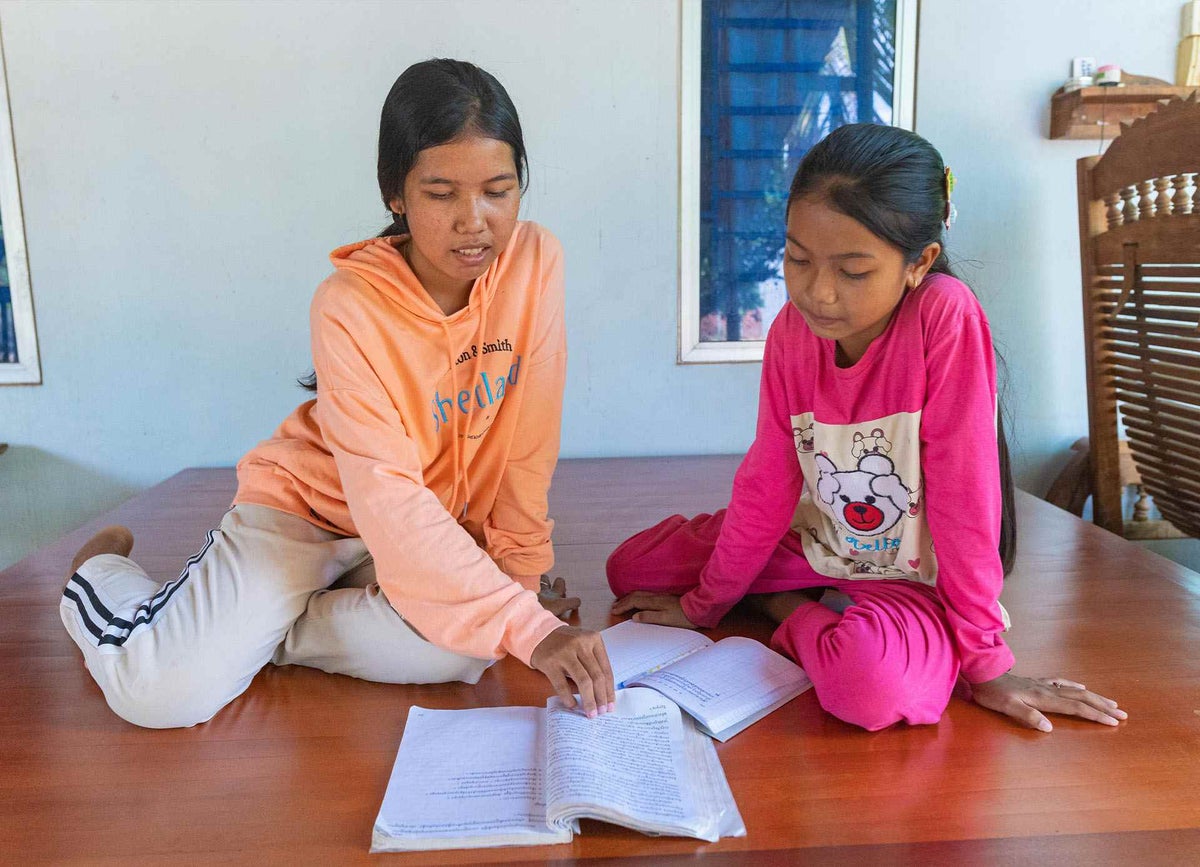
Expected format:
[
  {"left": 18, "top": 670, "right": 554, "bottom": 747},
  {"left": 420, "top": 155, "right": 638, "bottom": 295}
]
[
  {"left": 698, "top": 0, "right": 897, "bottom": 343},
  {"left": 0, "top": 216, "right": 14, "bottom": 364}
]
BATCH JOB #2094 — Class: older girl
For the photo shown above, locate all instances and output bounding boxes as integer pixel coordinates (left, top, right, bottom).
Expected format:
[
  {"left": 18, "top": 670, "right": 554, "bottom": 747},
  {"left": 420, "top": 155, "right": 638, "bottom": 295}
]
[{"left": 62, "top": 59, "right": 614, "bottom": 728}]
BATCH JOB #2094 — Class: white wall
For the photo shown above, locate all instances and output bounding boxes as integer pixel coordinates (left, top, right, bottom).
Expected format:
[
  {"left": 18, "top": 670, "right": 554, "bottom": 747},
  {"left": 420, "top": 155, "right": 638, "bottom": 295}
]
[
  {"left": 917, "top": 0, "right": 1183, "bottom": 493},
  {"left": 0, "top": 0, "right": 1194, "bottom": 571},
  {"left": 917, "top": 0, "right": 1200, "bottom": 572}
]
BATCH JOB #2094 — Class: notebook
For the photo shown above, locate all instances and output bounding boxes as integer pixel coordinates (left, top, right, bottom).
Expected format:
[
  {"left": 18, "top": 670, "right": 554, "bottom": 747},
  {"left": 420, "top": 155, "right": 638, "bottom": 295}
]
[{"left": 601, "top": 620, "right": 813, "bottom": 741}]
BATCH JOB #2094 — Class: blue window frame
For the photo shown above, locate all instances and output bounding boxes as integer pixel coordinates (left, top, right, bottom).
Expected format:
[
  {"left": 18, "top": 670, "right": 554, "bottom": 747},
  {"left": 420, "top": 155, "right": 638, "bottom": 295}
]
[
  {"left": 1, "top": 219, "right": 15, "bottom": 363},
  {"left": 0, "top": 29, "right": 38, "bottom": 385},
  {"left": 679, "top": 0, "right": 916, "bottom": 362}
]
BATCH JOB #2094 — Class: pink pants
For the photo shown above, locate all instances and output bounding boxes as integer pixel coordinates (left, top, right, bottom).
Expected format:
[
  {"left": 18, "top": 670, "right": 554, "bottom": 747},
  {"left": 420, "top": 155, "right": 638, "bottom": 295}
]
[{"left": 606, "top": 511, "right": 961, "bottom": 731}]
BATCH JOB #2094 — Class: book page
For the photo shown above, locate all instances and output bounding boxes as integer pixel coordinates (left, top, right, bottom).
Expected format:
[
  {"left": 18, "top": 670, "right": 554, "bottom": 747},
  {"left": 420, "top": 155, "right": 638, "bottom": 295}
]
[
  {"left": 371, "top": 706, "right": 570, "bottom": 852},
  {"left": 630, "top": 636, "right": 812, "bottom": 738},
  {"left": 682, "top": 707, "right": 747, "bottom": 839},
  {"left": 601, "top": 620, "right": 714, "bottom": 687},
  {"left": 543, "top": 688, "right": 701, "bottom": 837}
]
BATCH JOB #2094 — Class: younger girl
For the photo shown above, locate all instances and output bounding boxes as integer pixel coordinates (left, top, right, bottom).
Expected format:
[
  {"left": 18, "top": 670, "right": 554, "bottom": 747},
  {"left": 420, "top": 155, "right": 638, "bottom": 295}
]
[
  {"left": 61, "top": 59, "right": 614, "bottom": 728},
  {"left": 610, "top": 123, "right": 1123, "bottom": 733}
]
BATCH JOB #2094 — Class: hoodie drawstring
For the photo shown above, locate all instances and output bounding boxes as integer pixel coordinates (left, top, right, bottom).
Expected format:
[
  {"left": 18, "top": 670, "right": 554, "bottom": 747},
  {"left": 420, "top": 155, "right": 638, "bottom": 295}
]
[
  {"left": 440, "top": 320, "right": 463, "bottom": 516},
  {"left": 333, "top": 234, "right": 501, "bottom": 525},
  {"left": 458, "top": 286, "right": 492, "bottom": 516},
  {"left": 442, "top": 285, "right": 490, "bottom": 521}
]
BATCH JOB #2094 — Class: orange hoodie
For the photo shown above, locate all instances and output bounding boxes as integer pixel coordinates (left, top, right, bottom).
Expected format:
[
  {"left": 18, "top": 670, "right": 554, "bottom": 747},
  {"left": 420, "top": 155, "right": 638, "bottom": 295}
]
[{"left": 234, "top": 221, "right": 566, "bottom": 665}]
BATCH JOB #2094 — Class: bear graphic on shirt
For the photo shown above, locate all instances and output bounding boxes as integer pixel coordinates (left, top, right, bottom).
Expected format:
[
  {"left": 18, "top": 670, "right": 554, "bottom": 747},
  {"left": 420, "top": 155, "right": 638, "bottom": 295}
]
[
  {"left": 814, "top": 452, "right": 914, "bottom": 537},
  {"left": 792, "top": 423, "right": 815, "bottom": 454},
  {"left": 851, "top": 428, "right": 891, "bottom": 459},
  {"left": 850, "top": 559, "right": 907, "bottom": 577}
]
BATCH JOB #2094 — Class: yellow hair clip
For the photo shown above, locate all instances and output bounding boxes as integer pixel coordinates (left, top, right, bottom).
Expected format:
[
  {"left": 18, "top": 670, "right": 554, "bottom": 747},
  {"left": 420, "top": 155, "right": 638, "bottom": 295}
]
[{"left": 943, "top": 166, "right": 957, "bottom": 230}]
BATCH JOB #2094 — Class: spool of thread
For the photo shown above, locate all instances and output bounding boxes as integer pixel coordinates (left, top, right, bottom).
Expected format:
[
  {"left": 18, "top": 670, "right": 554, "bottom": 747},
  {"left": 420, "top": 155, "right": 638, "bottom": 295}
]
[{"left": 1095, "top": 64, "right": 1122, "bottom": 86}]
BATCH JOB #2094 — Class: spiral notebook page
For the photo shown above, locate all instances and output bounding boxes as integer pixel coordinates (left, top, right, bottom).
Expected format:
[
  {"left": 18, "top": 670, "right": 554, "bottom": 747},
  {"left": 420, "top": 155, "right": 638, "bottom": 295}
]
[
  {"left": 601, "top": 621, "right": 714, "bottom": 687},
  {"left": 631, "top": 636, "right": 812, "bottom": 738}
]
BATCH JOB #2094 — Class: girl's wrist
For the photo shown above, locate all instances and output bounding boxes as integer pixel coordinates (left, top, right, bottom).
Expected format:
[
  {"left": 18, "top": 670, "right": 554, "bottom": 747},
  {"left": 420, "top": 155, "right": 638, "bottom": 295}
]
[
  {"left": 679, "top": 590, "right": 717, "bottom": 629},
  {"left": 509, "top": 573, "right": 545, "bottom": 593}
]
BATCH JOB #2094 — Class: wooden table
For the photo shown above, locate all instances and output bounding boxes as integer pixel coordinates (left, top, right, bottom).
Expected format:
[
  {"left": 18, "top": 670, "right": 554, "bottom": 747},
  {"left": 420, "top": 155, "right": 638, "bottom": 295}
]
[{"left": 2, "top": 456, "right": 1199, "bottom": 864}]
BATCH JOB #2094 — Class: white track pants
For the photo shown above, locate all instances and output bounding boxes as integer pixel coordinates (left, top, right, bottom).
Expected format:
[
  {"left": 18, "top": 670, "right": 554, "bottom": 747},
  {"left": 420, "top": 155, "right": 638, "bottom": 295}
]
[{"left": 60, "top": 504, "right": 492, "bottom": 728}]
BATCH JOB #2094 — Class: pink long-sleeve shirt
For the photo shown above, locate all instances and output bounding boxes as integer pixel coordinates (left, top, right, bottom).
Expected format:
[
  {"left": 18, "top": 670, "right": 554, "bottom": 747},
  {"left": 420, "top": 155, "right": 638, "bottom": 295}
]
[{"left": 681, "top": 273, "right": 1014, "bottom": 684}]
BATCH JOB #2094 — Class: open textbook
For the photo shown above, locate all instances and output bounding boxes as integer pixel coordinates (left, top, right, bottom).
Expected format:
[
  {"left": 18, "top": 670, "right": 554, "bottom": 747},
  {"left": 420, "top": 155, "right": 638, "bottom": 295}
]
[
  {"left": 600, "top": 620, "right": 814, "bottom": 742},
  {"left": 371, "top": 688, "right": 745, "bottom": 852}
]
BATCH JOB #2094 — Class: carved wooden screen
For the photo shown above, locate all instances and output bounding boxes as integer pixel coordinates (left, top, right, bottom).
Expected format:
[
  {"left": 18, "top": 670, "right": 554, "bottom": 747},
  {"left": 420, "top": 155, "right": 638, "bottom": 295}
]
[{"left": 1077, "top": 95, "right": 1200, "bottom": 537}]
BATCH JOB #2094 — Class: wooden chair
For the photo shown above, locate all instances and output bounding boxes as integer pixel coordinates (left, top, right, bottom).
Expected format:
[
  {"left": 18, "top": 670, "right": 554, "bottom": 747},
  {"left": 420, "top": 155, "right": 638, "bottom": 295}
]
[{"left": 1074, "top": 93, "right": 1200, "bottom": 538}]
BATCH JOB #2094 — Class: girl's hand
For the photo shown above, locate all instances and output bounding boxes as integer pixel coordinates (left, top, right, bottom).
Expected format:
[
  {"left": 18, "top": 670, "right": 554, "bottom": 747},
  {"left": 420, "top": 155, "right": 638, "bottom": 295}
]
[
  {"left": 610, "top": 592, "right": 698, "bottom": 629},
  {"left": 529, "top": 625, "right": 615, "bottom": 718},
  {"left": 537, "top": 575, "right": 581, "bottom": 619},
  {"left": 970, "top": 672, "right": 1127, "bottom": 732}
]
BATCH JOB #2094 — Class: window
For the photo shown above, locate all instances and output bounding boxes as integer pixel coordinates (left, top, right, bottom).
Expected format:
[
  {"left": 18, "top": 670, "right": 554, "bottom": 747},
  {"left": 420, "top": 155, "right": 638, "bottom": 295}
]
[
  {"left": 679, "top": 0, "right": 917, "bottom": 363},
  {"left": 0, "top": 28, "right": 38, "bottom": 385}
]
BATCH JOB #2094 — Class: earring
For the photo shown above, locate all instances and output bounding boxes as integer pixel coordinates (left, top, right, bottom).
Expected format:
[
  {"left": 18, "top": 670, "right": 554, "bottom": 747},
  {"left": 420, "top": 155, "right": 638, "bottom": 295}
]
[{"left": 391, "top": 211, "right": 409, "bottom": 234}]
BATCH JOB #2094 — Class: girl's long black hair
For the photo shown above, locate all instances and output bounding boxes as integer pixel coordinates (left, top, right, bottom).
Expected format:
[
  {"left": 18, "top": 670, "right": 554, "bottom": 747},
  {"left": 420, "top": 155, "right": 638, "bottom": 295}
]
[
  {"left": 299, "top": 59, "right": 528, "bottom": 391},
  {"left": 376, "top": 58, "right": 528, "bottom": 237},
  {"left": 787, "top": 123, "right": 1016, "bottom": 574}
]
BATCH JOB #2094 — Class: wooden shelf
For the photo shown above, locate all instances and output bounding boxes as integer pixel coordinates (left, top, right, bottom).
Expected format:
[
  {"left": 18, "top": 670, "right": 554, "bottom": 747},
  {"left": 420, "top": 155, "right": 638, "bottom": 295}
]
[{"left": 1049, "top": 84, "right": 1199, "bottom": 139}]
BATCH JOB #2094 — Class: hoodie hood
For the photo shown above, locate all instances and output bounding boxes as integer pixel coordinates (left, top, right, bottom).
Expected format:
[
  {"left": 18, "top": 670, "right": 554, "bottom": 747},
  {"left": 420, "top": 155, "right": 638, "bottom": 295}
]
[{"left": 328, "top": 233, "right": 502, "bottom": 324}]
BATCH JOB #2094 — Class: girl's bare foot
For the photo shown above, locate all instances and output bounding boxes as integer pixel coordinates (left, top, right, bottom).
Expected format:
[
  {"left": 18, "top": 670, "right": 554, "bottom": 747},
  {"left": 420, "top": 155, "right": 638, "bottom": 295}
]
[
  {"left": 70, "top": 526, "right": 134, "bottom": 573},
  {"left": 743, "top": 588, "right": 824, "bottom": 624}
]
